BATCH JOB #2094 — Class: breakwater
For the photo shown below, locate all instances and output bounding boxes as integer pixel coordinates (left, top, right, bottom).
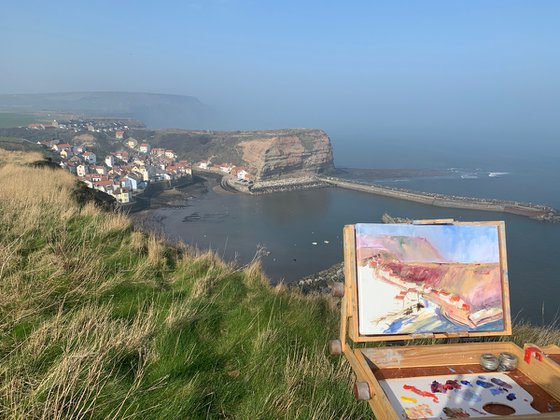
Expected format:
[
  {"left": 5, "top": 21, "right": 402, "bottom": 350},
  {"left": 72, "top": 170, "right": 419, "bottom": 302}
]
[{"left": 319, "top": 176, "right": 560, "bottom": 222}]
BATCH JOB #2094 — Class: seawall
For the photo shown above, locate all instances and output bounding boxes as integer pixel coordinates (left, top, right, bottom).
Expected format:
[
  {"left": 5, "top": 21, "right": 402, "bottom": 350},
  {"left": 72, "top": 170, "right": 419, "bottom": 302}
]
[{"left": 319, "top": 176, "right": 560, "bottom": 222}]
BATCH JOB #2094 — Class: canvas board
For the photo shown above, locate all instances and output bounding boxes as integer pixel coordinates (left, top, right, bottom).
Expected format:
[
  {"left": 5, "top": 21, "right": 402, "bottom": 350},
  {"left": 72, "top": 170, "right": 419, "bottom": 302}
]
[
  {"left": 379, "top": 373, "right": 539, "bottom": 419},
  {"left": 355, "top": 223, "right": 506, "bottom": 336}
]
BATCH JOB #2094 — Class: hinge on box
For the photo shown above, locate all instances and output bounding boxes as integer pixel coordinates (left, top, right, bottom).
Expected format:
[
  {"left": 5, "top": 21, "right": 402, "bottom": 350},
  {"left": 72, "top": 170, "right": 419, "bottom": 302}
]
[{"left": 410, "top": 333, "right": 435, "bottom": 339}]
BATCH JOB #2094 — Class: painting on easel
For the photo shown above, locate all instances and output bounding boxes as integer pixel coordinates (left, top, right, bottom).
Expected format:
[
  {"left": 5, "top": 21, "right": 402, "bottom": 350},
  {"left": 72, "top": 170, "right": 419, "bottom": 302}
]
[{"left": 355, "top": 223, "right": 505, "bottom": 335}]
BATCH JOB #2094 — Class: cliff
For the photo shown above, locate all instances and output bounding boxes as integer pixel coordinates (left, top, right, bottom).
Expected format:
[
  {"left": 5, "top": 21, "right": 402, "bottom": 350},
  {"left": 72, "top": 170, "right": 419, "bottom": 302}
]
[
  {"left": 237, "top": 129, "right": 334, "bottom": 178},
  {"left": 129, "top": 128, "right": 335, "bottom": 180}
]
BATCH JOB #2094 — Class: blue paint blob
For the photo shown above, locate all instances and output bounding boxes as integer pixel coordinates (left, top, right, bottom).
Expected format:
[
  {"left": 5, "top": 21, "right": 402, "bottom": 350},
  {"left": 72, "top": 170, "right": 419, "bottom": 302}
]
[
  {"left": 476, "top": 379, "right": 494, "bottom": 389},
  {"left": 460, "top": 380, "right": 472, "bottom": 386},
  {"left": 490, "top": 388, "right": 505, "bottom": 396},
  {"left": 491, "top": 377, "right": 513, "bottom": 389},
  {"left": 507, "top": 393, "right": 517, "bottom": 401}
]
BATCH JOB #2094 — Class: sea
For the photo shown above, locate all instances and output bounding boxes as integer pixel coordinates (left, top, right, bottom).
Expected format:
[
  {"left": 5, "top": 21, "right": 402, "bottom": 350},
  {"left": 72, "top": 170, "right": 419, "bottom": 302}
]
[{"left": 151, "top": 134, "right": 560, "bottom": 325}]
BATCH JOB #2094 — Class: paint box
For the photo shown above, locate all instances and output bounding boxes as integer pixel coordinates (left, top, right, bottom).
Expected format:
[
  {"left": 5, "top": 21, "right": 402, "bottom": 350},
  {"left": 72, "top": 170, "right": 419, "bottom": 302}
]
[{"left": 331, "top": 220, "right": 560, "bottom": 419}]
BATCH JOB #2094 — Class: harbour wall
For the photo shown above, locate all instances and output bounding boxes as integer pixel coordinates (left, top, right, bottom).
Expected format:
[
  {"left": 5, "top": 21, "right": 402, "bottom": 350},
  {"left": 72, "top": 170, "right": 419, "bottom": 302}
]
[{"left": 319, "top": 176, "right": 559, "bottom": 222}]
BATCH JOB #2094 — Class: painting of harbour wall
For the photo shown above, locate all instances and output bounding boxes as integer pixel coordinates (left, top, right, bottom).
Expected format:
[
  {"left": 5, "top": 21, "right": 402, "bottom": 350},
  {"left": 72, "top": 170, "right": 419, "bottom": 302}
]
[{"left": 355, "top": 223, "right": 505, "bottom": 335}]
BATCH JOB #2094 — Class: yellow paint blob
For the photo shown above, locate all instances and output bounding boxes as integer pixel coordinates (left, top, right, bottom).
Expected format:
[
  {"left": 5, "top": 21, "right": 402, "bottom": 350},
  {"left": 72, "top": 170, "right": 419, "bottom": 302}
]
[{"left": 400, "top": 396, "right": 418, "bottom": 404}]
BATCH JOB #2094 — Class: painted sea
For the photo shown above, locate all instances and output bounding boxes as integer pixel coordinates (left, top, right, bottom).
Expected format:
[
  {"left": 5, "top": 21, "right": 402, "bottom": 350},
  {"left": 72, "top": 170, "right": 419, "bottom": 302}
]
[{"left": 149, "top": 134, "right": 560, "bottom": 326}]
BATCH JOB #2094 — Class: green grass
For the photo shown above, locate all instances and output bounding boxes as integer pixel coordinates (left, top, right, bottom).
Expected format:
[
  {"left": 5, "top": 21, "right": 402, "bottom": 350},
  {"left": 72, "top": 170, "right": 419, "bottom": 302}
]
[
  {"left": 0, "top": 160, "right": 369, "bottom": 419},
  {"left": 0, "top": 136, "right": 44, "bottom": 153},
  {"left": 0, "top": 112, "right": 41, "bottom": 128},
  {"left": 0, "top": 156, "right": 558, "bottom": 419}
]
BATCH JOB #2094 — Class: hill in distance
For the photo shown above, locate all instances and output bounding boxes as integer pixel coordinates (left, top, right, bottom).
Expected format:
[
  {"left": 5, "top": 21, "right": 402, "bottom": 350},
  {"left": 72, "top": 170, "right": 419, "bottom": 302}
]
[{"left": 0, "top": 92, "right": 215, "bottom": 129}]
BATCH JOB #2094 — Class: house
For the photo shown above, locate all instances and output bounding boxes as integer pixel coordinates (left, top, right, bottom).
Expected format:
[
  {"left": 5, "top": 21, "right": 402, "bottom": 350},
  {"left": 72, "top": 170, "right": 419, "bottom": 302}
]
[
  {"left": 93, "top": 179, "right": 115, "bottom": 193},
  {"left": 84, "top": 173, "right": 103, "bottom": 183},
  {"left": 115, "top": 129, "right": 125, "bottom": 139},
  {"left": 121, "top": 174, "right": 141, "bottom": 191},
  {"left": 126, "top": 138, "right": 138, "bottom": 148},
  {"left": 165, "top": 150, "right": 176, "bottom": 159},
  {"left": 139, "top": 143, "right": 151, "bottom": 154},
  {"left": 60, "top": 149, "right": 73, "bottom": 159},
  {"left": 28, "top": 123, "right": 45, "bottom": 129},
  {"left": 76, "top": 164, "right": 87, "bottom": 177},
  {"left": 105, "top": 155, "right": 114, "bottom": 168},
  {"left": 82, "top": 151, "right": 96, "bottom": 164},
  {"left": 66, "top": 162, "right": 77, "bottom": 175},
  {"left": 78, "top": 176, "right": 93, "bottom": 188},
  {"left": 53, "top": 143, "right": 71, "bottom": 152},
  {"left": 237, "top": 169, "right": 253, "bottom": 181},
  {"left": 112, "top": 188, "right": 131, "bottom": 204},
  {"left": 133, "top": 166, "right": 150, "bottom": 181},
  {"left": 114, "top": 151, "right": 129, "bottom": 162},
  {"left": 198, "top": 160, "right": 211, "bottom": 169},
  {"left": 151, "top": 148, "right": 165, "bottom": 156},
  {"left": 92, "top": 165, "right": 106, "bottom": 176},
  {"left": 219, "top": 163, "right": 234, "bottom": 174}
]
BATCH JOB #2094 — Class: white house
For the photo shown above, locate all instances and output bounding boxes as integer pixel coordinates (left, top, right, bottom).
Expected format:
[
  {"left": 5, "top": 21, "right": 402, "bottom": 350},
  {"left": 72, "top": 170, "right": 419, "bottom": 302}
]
[
  {"left": 76, "top": 164, "right": 87, "bottom": 177},
  {"left": 82, "top": 151, "right": 96, "bottom": 164},
  {"left": 113, "top": 188, "right": 131, "bottom": 203}
]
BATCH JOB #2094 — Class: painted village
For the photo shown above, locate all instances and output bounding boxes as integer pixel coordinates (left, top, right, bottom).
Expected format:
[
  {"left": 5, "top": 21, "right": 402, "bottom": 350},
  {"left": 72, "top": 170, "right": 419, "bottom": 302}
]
[{"left": 31, "top": 120, "right": 254, "bottom": 205}]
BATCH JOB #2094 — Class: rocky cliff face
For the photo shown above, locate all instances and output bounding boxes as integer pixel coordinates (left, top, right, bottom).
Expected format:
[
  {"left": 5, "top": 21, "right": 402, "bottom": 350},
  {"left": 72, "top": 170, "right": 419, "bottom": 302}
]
[
  {"left": 237, "top": 129, "right": 334, "bottom": 179},
  {"left": 128, "top": 127, "right": 335, "bottom": 180}
]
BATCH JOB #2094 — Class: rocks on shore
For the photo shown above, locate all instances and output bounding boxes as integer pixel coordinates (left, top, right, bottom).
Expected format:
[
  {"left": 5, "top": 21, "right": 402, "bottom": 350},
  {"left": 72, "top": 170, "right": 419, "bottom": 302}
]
[{"left": 295, "top": 262, "right": 344, "bottom": 294}]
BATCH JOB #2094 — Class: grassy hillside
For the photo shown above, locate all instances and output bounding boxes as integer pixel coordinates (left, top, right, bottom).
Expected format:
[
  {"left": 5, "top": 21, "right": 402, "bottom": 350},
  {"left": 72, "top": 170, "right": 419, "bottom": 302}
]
[
  {"left": 0, "top": 157, "right": 368, "bottom": 419},
  {"left": 0, "top": 153, "right": 557, "bottom": 419}
]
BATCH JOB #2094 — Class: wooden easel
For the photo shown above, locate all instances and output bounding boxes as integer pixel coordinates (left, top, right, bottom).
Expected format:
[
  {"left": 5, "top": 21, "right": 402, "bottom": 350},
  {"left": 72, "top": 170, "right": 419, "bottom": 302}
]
[{"left": 330, "top": 220, "right": 560, "bottom": 419}]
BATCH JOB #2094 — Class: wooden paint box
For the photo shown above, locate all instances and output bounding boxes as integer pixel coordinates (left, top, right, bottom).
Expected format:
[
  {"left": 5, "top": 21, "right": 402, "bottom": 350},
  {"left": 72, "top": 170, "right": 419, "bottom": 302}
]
[{"left": 330, "top": 220, "right": 560, "bottom": 419}]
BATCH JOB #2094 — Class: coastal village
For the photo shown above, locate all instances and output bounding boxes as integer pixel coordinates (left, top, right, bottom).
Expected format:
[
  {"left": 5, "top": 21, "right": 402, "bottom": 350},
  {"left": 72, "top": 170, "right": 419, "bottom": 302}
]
[{"left": 31, "top": 120, "right": 255, "bottom": 204}]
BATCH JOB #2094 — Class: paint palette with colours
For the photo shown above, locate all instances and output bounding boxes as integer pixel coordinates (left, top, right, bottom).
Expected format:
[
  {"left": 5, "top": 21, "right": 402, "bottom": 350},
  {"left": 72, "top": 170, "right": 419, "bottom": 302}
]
[
  {"left": 329, "top": 220, "right": 560, "bottom": 419},
  {"left": 379, "top": 373, "right": 538, "bottom": 418}
]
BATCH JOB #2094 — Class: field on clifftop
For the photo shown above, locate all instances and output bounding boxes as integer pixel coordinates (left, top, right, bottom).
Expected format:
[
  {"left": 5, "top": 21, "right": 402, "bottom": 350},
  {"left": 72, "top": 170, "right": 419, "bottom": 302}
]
[{"left": 0, "top": 153, "right": 558, "bottom": 419}]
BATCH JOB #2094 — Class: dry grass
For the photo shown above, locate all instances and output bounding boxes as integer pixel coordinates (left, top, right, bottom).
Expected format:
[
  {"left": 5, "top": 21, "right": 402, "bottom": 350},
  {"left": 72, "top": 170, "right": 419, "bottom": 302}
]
[{"left": 0, "top": 149, "right": 43, "bottom": 166}]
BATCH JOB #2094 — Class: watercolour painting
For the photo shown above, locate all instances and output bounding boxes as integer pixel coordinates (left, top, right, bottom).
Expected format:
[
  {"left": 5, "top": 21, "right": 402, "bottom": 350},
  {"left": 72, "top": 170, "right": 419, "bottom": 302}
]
[{"left": 355, "top": 223, "right": 505, "bottom": 335}]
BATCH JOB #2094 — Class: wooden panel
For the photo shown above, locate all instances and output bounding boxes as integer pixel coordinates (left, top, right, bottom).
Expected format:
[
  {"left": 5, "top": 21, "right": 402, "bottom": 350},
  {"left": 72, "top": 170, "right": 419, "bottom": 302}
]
[
  {"left": 360, "top": 342, "right": 522, "bottom": 369},
  {"left": 497, "top": 220, "right": 513, "bottom": 335},
  {"left": 343, "top": 225, "right": 361, "bottom": 343},
  {"left": 343, "top": 220, "right": 512, "bottom": 343},
  {"left": 351, "top": 349, "right": 400, "bottom": 420},
  {"left": 517, "top": 345, "right": 560, "bottom": 403},
  {"left": 413, "top": 218, "right": 455, "bottom": 225}
]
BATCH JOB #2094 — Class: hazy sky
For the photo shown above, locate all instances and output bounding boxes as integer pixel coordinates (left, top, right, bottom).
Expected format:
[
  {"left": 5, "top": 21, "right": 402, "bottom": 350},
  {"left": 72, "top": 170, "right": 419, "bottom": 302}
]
[{"left": 2, "top": 1, "right": 560, "bottom": 153}]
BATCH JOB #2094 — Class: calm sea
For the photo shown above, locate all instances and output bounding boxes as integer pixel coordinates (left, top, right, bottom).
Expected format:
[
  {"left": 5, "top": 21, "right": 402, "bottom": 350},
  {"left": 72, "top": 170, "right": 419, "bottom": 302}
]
[{"left": 152, "top": 135, "right": 560, "bottom": 325}]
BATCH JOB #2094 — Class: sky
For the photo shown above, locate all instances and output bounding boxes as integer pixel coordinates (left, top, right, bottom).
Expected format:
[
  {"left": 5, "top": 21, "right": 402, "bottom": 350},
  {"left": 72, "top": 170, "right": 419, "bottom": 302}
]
[
  {"left": 2, "top": 1, "right": 560, "bottom": 165},
  {"left": 356, "top": 224, "right": 499, "bottom": 263}
]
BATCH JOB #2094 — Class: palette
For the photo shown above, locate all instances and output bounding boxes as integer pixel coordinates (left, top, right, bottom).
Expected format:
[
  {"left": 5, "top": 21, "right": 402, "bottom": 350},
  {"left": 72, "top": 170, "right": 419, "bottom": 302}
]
[
  {"left": 331, "top": 220, "right": 560, "bottom": 419},
  {"left": 379, "top": 373, "right": 539, "bottom": 418}
]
